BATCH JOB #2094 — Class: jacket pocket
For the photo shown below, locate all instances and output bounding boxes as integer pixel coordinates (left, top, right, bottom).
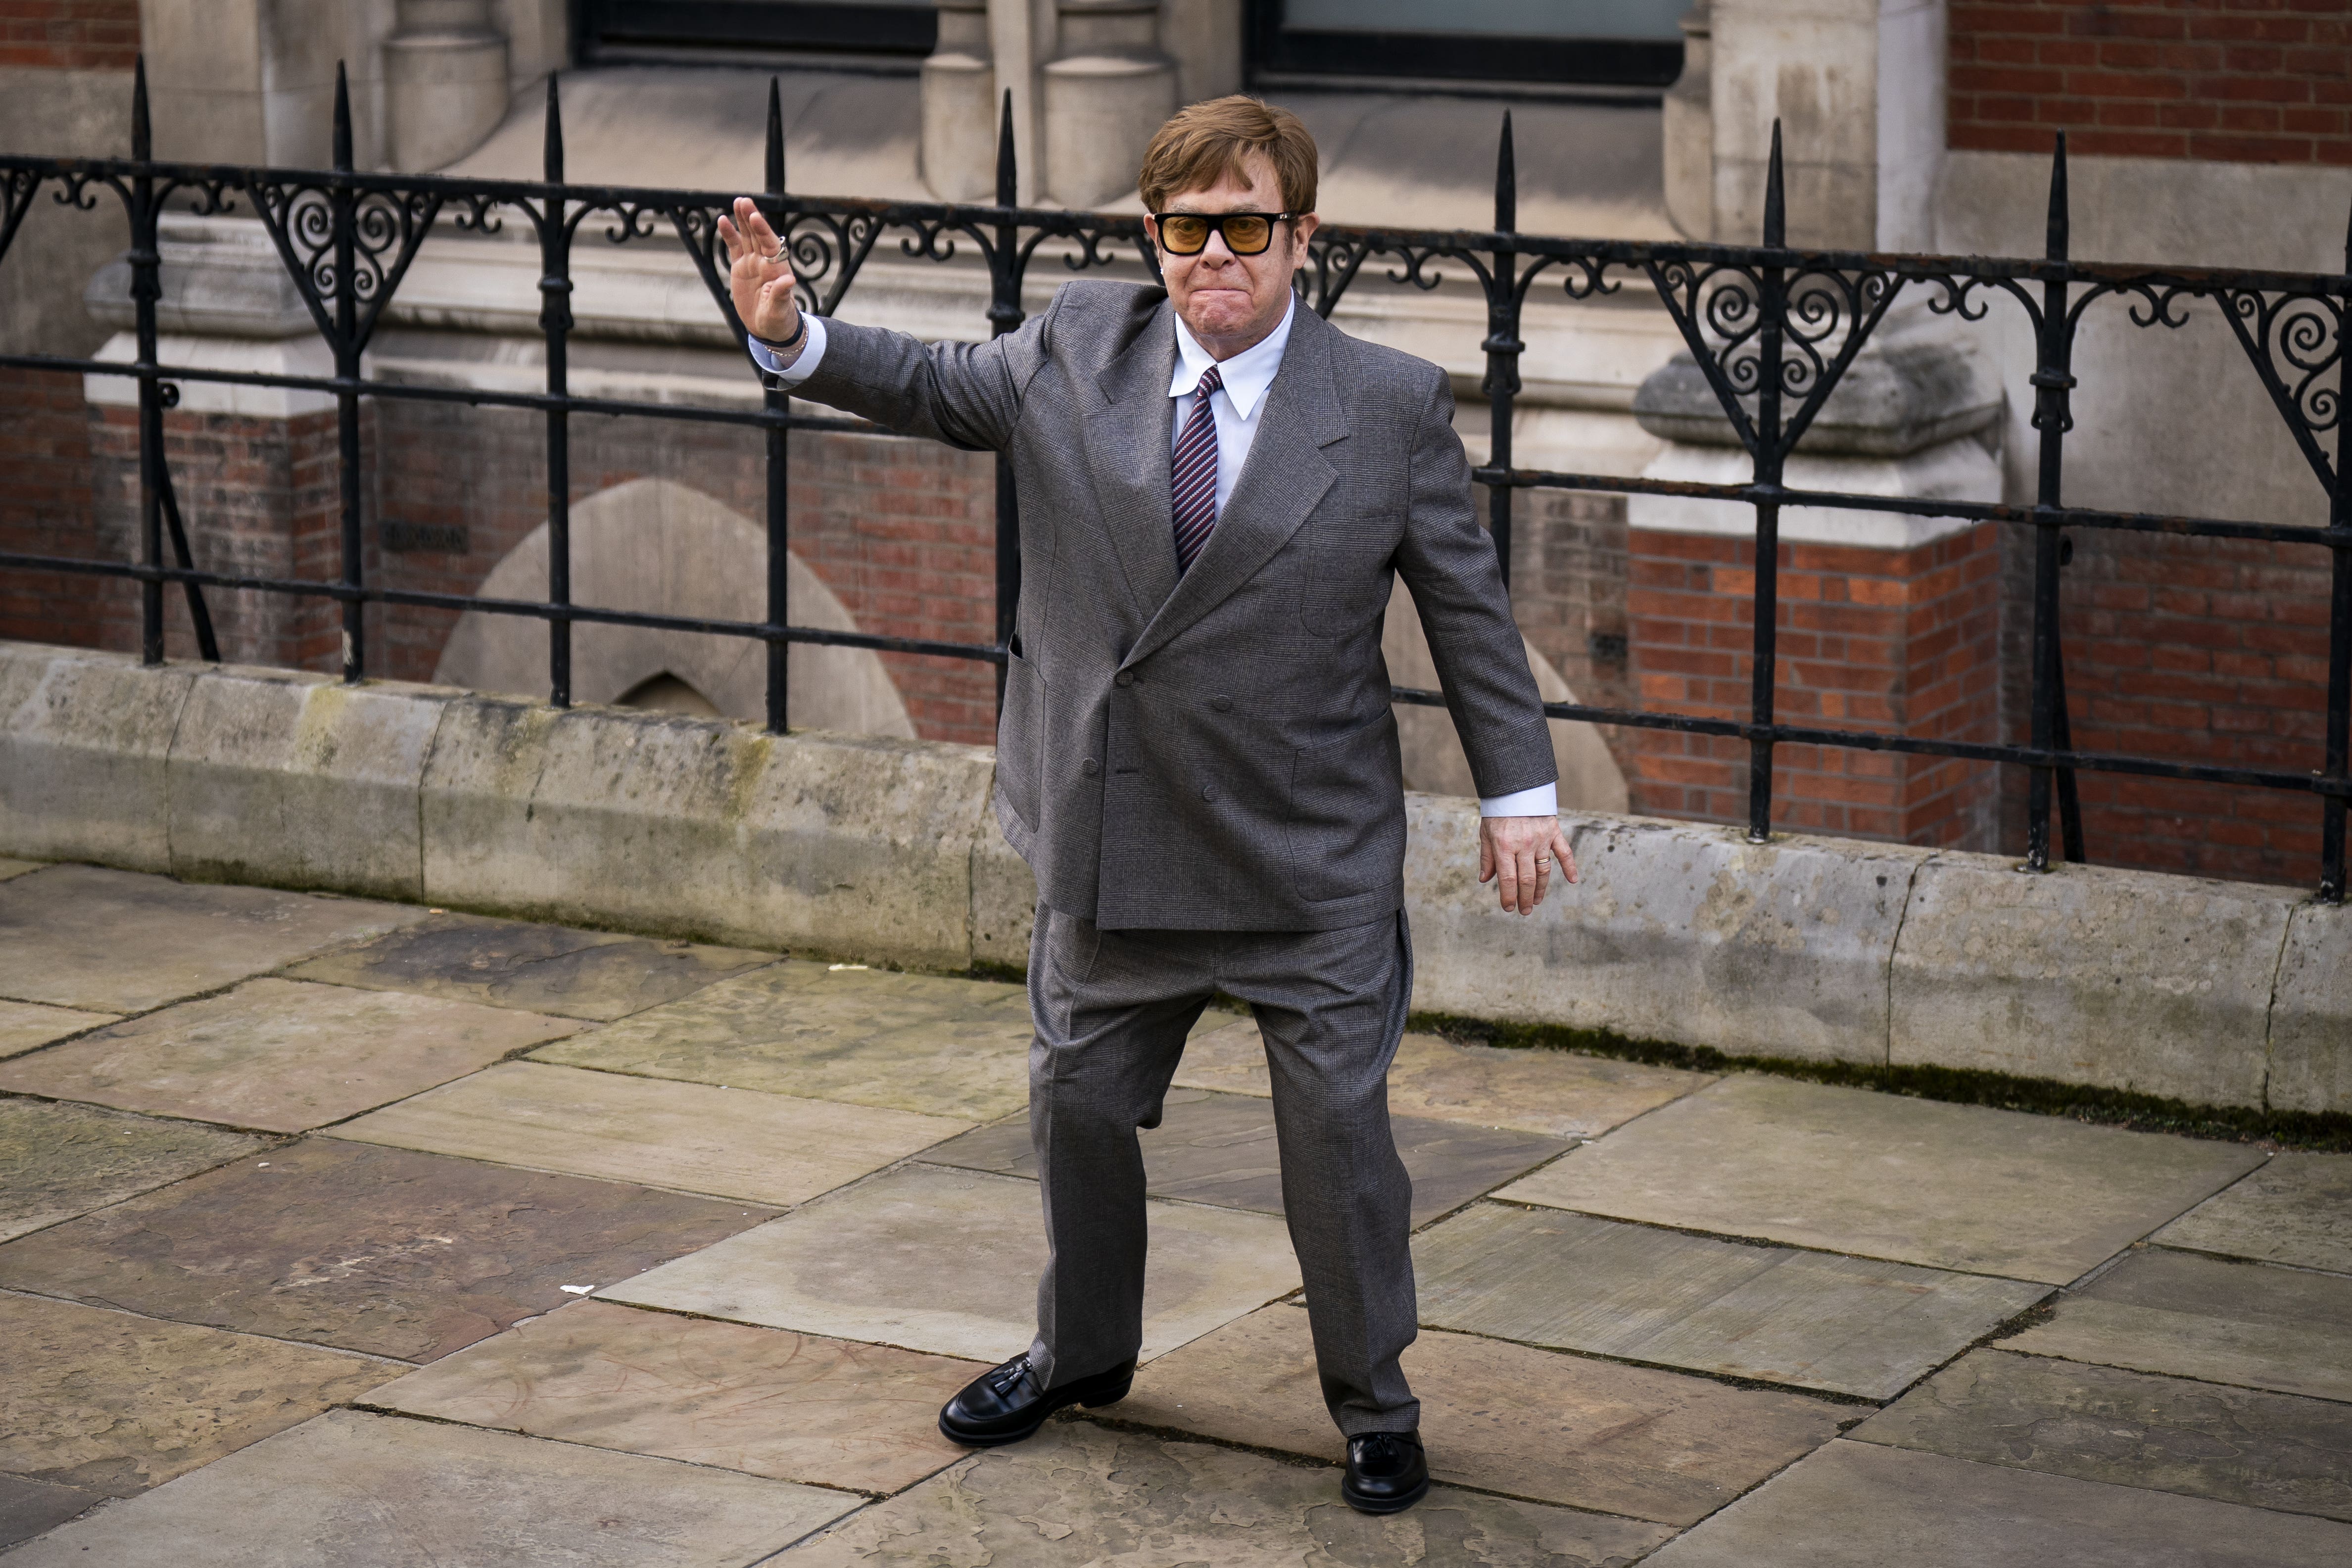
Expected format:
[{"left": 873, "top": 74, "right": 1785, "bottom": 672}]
[
  {"left": 1285, "top": 708, "right": 1406, "bottom": 902},
  {"left": 996, "top": 645, "right": 1044, "bottom": 831}
]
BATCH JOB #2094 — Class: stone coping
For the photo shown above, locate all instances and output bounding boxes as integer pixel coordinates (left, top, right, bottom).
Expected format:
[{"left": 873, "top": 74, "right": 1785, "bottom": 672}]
[{"left": 3, "top": 640, "right": 2341, "bottom": 1113}]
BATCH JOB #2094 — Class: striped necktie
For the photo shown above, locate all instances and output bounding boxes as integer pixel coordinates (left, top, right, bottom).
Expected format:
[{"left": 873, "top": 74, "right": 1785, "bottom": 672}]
[{"left": 1171, "top": 364, "right": 1223, "bottom": 573}]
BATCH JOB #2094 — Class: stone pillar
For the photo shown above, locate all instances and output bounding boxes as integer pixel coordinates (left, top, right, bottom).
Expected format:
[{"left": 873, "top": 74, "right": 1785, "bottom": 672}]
[
  {"left": 1622, "top": 311, "right": 2007, "bottom": 847},
  {"left": 1662, "top": 1, "right": 1713, "bottom": 241},
  {"left": 922, "top": 0, "right": 997, "bottom": 201},
  {"left": 1042, "top": 0, "right": 1177, "bottom": 208},
  {"left": 1158, "top": 0, "right": 1242, "bottom": 106},
  {"left": 383, "top": 0, "right": 510, "bottom": 173}
]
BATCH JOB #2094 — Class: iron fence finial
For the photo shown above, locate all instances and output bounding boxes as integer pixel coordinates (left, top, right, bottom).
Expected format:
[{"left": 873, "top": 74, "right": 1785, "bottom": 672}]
[
  {"left": 2046, "top": 131, "right": 2069, "bottom": 263},
  {"left": 1495, "top": 110, "right": 1516, "bottom": 235},
  {"left": 333, "top": 62, "right": 352, "bottom": 173},
  {"left": 543, "top": 73, "right": 564, "bottom": 185},
  {"left": 766, "top": 77, "right": 785, "bottom": 196},
  {"left": 1764, "top": 119, "right": 1784, "bottom": 248},
  {"left": 131, "top": 54, "right": 150, "bottom": 161},
  {"left": 996, "top": 89, "right": 1017, "bottom": 210}
]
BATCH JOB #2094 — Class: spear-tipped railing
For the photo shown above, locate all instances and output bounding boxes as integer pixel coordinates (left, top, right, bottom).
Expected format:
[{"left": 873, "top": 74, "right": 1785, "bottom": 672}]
[{"left": 0, "top": 64, "right": 2347, "bottom": 900}]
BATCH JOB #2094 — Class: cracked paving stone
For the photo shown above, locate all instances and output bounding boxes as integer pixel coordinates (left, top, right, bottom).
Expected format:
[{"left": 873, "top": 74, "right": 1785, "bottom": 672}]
[
  {"left": 1119, "top": 1302, "right": 1845, "bottom": 1525},
  {"left": 0, "top": 1291, "right": 399, "bottom": 1497},
  {"left": 0, "top": 1137, "right": 778, "bottom": 1362},
  {"left": 1414, "top": 1203, "right": 2046, "bottom": 1401},
  {"left": 0, "top": 1475, "right": 104, "bottom": 1552},
  {"left": 0, "top": 1097, "right": 268, "bottom": 1243},
  {"left": 1176, "top": 1020, "right": 1712, "bottom": 1140},
  {"left": 1852, "top": 1348, "right": 2352, "bottom": 1522},
  {"left": 0, "top": 999, "right": 114, "bottom": 1060},
  {"left": 364, "top": 1298, "right": 976, "bottom": 1493},
  {"left": 603, "top": 1162, "right": 1300, "bottom": 1364},
  {"left": 0, "top": 865, "right": 425, "bottom": 1013},
  {"left": 1640, "top": 1439, "right": 2352, "bottom": 1568},
  {"left": 2152, "top": 1152, "right": 2352, "bottom": 1278},
  {"left": 0, "top": 978, "right": 585, "bottom": 1134},
  {"left": 780, "top": 1420, "right": 1675, "bottom": 1567},
  {"left": 1496, "top": 1075, "right": 2265, "bottom": 1285},
  {"left": 335, "top": 1061, "right": 970, "bottom": 1207},
  {"left": 2003, "top": 1247, "right": 2352, "bottom": 1405},
  {"left": 2, "top": 1408, "right": 859, "bottom": 1568},
  {"left": 927, "top": 1088, "right": 1566, "bottom": 1228},
  {"left": 284, "top": 912, "right": 775, "bottom": 1022},
  {"left": 536, "top": 960, "right": 1037, "bottom": 1121}
]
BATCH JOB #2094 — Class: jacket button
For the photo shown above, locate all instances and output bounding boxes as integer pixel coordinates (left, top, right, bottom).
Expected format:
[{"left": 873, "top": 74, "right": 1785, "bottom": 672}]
[
  {"left": 1201, "top": 785, "right": 1216, "bottom": 802},
  {"left": 1115, "top": 670, "right": 1135, "bottom": 688},
  {"left": 1211, "top": 695, "right": 1232, "bottom": 712},
  {"left": 1081, "top": 758, "right": 1100, "bottom": 777}
]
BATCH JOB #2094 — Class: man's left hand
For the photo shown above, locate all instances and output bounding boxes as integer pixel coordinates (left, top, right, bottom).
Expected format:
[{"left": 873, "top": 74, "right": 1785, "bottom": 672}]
[{"left": 1479, "top": 815, "right": 1578, "bottom": 916}]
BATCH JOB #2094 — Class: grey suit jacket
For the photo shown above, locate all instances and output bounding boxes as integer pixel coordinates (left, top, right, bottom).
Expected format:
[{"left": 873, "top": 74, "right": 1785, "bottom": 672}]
[{"left": 792, "top": 281, "right": 1555, "bottom": 931}]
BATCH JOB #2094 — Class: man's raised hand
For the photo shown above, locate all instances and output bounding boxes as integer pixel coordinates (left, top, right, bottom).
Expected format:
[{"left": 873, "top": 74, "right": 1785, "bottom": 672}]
[
  {"left": 1478, "top": 814, "right": 1578, "bottom": 917},
  {"left": 716, "top": 196, "right": 802, "bottom": 352}
]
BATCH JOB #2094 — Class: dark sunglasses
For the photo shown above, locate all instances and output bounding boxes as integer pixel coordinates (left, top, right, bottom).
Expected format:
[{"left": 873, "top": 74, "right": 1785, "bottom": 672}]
[{"left": 1152, "top": 211, "right": 1298, "bottom": 256}]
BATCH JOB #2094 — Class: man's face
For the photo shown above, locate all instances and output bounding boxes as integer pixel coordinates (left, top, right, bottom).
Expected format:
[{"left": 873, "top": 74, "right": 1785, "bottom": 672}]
[{"left": 1147, "top": 153, "right": 1319, "bottom": 348}]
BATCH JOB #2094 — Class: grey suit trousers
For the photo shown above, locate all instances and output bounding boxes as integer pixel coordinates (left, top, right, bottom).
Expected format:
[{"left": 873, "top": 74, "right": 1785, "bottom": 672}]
[{"left": 1023, "top": 903, "right": 1420, "bottom": 1438}]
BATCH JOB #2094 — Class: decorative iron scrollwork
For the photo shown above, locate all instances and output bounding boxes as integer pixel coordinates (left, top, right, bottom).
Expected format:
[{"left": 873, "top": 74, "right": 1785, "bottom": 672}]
[
  {"left": 247, "top": 180, "right": 442, "bottom": 352},
  {"left": 2221, "top": 286, "right": 2345, "bottom": 486}
]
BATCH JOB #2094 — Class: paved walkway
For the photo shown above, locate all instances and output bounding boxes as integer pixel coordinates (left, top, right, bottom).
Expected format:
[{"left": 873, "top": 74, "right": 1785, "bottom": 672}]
[{"left": 0, "top": 857, "right": 2348, "bottom": 1565}]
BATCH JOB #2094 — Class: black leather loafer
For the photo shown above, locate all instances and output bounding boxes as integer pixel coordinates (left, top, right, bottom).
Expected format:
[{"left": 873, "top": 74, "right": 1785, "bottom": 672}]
[
  {"left": 1342, "top": 1430, "right": 1430, "bottom": 1514},
  {"left": 937, "top": 1353, "right": 1136, "bottom": 1447}
]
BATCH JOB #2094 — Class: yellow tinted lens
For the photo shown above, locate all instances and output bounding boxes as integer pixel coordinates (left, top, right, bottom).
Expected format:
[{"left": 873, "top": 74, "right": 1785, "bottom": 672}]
[
  {"left": 1160, "top": 215, "right": 1210, "bottom": 252},
  {"left": 1222, "top": 216, "right": 1272, "bottom": 253}
]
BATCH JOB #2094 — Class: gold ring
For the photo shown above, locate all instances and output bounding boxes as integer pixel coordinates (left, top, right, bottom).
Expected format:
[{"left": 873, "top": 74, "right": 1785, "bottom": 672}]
[{"left": 1536, "top": 857, "right": 1551, "bottom": 866}]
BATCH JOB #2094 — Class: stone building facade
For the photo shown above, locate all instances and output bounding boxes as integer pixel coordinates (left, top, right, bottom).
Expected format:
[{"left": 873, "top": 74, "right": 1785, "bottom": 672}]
[{"left": 1, "top": 0, "right": 2346, "bottom": 888}]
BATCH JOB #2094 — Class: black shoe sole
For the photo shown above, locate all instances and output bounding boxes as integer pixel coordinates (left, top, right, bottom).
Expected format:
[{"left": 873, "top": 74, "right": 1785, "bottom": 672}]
[
  {"left": 1341, "top": 1474, "right": 1431, "bottom": 1515},
  {"left": 937, "top": 1371, "right": 1134, "bottom": 1448}
]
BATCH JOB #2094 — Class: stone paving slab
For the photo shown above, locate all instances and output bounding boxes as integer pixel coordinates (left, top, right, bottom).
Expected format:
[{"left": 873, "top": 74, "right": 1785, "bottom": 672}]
[
  {"left": 0, "top": 1098, "right": 268, "bottom": 1243},
  {"left": 0, "top": 1290, "right": 399, "bottom": 1497},
  {"left": 335, "top": 1062, "right": 969, "bottom": 1207},
  {"left": 604, "top": 1162, "right": 1301, "bottom": 1365},
  {"left": 1854, "top": 1348, "right": 2352, "bottom": 1522},
  {"left": 1176, "top": 1019, "right": 1712, "bottom": 1140},
  {"left": 0, "top": 1137, "right": 777, "bottom": 1363},
  {"left": 1641, "top": 1438, "right": 2352, "bottom": 1568},
  {"left": 2152, "top": 1153, "right": 2352, "bottom": 1277},
  {"left": 0, "top": 855, "right": 46, "bottom": 880},
  {"left": 925, "top": 1089, "right": 1567, "bottom": 1228},
  {"left": 285, "top": 912, "right": 776, "bottom": 1021},
  {"left": 0, "top": 978, "right": 585, "bottom": 1134},
  {"left": 3, "top": 1408, "right": 859, "bottom": 1568},
  {"left": 0, "top": 999, "right": 113, "bottom": 1059},
  {"left": 1414, "top": 1203, "right": 2046, "bottom": 1400},
  {"left": 537, "top": 961, "right": 1036, "bottom": 1121},
  {"left": 364, "top": 1298, "right": 974, "bottom": 1494},
  {"left": 781, "top": 1420, "right": 1676, "bottom": 1568},
  {"left": 1497, "top": 1075, "right": 2265, "bottom": 1285},
  {"left": 1118, "top": 1302, "right": 1846, "bottom": 1525},
  {"left": 2004, "top": 1247, "right": 2352, "bottom": 1404},
  {"left": 0, "top": 864, "right": 424, "bottom": 1013},
  {"left": 0, "top": 1475, "right": 102, "bottom": 1553}
]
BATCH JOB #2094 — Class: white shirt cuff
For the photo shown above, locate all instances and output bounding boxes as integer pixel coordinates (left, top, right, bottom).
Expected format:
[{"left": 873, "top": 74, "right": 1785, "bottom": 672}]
[
  {"left": 746, "top": 313, "right": 828, "bottom": 385},
  {"left": 1478, "top": 783, "right": 1558, "bottom": 818}
]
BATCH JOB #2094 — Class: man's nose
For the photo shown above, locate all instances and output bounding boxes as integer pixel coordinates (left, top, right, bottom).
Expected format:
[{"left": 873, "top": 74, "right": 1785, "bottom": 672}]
[{"left": 1200, "top": 229, "right": 1238, "bottom": 265}]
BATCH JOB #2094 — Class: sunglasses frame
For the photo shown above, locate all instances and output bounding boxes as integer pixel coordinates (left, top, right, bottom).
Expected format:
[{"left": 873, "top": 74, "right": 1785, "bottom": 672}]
[{"left": 1149, "top": 211, "right": 1300, "bottom": 256}]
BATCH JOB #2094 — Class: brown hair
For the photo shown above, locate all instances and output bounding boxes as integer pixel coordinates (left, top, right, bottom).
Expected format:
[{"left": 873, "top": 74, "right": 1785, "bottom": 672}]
[{"left": 1138, "top": 96, "right": 1319, "bottom": 215}]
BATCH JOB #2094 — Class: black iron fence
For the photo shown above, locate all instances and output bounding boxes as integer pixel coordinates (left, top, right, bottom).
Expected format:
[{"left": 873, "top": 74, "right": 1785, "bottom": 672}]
[{"left": 1, "top": 64, "right": 2347, "bottom": 901}]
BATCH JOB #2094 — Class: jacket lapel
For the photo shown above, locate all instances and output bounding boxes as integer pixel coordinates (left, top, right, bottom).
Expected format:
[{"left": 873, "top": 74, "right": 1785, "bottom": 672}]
[
  {"left": 1126, "top": 304, "right": 1347, "bottom": 667},
  {"left": 1085, "top": 309, "right": 1181, "bottom": 623}
]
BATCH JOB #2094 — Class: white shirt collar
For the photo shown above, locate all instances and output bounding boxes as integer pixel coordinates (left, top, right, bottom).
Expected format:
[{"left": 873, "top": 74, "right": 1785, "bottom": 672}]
[{"left": 1169, "top": 295, "right": 1296, "bottom": 422}]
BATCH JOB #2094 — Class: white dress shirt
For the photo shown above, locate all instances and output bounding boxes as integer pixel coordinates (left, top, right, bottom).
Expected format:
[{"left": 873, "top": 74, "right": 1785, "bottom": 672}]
[{"left": 753, "top": 306, "right": 1555, "bottom": 819}]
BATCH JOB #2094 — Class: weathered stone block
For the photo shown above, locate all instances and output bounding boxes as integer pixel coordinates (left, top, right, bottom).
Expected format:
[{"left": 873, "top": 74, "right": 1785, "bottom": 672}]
[
  {"left": 420, "top": 697, "right": 993, "bottom": 971},
  {"left": 2268, "top": 901, "right": 2351, "bottom": 1115},
  {"left": 1890, "top": 853, "right": 2295, "bottom": 1107},
  {"left": 1406, "top": 795, "right": 1925, "bottom": 1064},
  {"left": 167, "top": 664, "right": 453, "bottom": 902},
  {"left": 0, "top": 643, "right": 197, "bottom": 873},
  {"left": 969, "top": 814, "right": 1037, "bottom": 969}
]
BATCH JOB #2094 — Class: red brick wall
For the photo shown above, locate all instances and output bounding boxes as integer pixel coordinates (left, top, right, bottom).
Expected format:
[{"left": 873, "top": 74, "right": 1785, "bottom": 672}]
[
  {"left": 1626, "top": 525, "right": 2005, "bottom": 848},
  {"left": 1950, "top": 1, "right": 2352, "bottom": 162},
  {"left": 0, "top": 0, "right": 139, "bottom": 70},
  {"left": 0, "top": 367, "right": 110, "bottom": 648}
]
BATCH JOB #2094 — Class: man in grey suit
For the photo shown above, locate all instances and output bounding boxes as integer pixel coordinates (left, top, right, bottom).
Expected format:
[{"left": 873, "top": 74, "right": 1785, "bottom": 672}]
[{"left": 720, "top": 96, "right": 1576, "bottom": 1515}]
